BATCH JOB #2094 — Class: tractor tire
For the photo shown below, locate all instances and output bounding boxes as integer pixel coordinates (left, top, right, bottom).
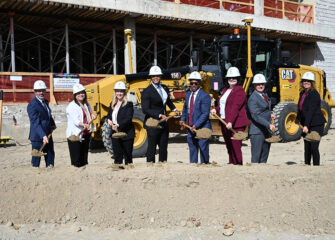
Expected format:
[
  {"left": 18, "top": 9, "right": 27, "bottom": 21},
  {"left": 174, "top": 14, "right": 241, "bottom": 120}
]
[
  {"left": 321, "top": 100, "right": 332, "bottom": 136},
  {"left": 273, "top": 102, "right": 302, "bottom": 142},
  {"left": 101, "top": 107, "right": 148, "bottom": 158},
  {"left": 102, "top": 118, "right": 113, "bottom": 155},
  {"left": 132, "top": 107, "right": 148, "bottom": 158}
]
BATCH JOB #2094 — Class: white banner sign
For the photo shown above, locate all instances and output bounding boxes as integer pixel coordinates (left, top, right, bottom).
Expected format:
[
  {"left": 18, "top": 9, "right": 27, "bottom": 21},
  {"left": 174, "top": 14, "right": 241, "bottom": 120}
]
[{"left": 53, "top": 77, "right": 80, "bottom": 89}]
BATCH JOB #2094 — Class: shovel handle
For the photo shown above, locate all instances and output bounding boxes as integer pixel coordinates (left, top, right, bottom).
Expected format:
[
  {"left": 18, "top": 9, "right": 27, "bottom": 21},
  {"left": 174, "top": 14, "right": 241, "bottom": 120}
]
[
  {"left": 159, "top": 114, "right": 175, "bottom": 123},
  {"left": 213, "top": 113, "right": 237, "bottom": 134},
  {"left": 39, "top": 132, "right": 52, "bottom": 152},
  {"left": 182, "top": 122, "right": 196, "bottom": 132},
  {"left": 78, "top": 118, "right": 95, "bottom": 136}
]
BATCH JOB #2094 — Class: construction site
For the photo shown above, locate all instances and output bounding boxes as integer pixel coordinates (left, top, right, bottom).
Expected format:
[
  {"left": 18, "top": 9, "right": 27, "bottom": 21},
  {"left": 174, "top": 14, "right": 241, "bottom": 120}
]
[{"left": 0, "top": 0, "right": 335, "bottom": 239}]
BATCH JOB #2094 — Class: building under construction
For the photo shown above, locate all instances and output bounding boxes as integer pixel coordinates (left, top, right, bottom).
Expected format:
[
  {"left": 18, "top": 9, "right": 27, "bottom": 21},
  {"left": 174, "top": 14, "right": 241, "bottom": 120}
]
[{"left": 0, "top": 0, "right": 334, "bottom": 103}]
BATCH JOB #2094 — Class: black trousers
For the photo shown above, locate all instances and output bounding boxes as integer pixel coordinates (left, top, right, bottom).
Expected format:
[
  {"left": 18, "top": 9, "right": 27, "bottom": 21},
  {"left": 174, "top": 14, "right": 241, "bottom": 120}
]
[
  {"left": 303, "top": 125, "right": 323, "bottom": 166},
  {"left": 67, "top": 134, "right": 91, "bottom": 167},
  {"left": 112, "top": 138, "right": 134, "bottom": 164},
  {"left": 146, "top": 125, "right": 169, "bottom": 162}
]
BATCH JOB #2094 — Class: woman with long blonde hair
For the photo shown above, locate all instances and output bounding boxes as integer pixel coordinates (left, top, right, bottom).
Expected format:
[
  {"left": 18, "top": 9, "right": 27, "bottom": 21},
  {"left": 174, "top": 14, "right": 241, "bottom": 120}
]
[{"left": 106, "top": 81, "right": 135, "bottom": 165}]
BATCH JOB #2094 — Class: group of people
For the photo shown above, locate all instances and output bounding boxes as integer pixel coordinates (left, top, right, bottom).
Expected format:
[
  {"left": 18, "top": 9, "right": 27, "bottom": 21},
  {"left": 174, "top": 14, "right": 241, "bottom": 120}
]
[{"left": 27, "top": 65, "right": 326, "bottom": 168}]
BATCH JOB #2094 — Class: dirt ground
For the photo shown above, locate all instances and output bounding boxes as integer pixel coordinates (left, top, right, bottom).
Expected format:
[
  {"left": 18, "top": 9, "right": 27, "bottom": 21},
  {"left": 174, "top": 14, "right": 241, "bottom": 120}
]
[{"left": 0, "top": 129, "right": 335, "bottom": 239}]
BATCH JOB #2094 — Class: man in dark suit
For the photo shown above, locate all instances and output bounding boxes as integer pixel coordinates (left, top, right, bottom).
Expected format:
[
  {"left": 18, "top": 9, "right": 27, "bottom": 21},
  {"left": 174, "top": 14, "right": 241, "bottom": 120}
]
[
  {"left": 247, "top": 74, "right": 275, "bottom": 163},
  {"left": 179, "top": 71, "right": 212, "bottom": 164},
  {"left": 27, "top": 80, "right": 56, "bottom": 168},
  {"left": 141, "top": 66, "right": 179, "bottom": 163}
]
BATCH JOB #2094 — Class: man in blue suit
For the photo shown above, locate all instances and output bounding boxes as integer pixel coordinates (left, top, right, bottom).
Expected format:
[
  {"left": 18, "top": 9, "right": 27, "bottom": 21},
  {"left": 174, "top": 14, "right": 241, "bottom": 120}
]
[
  {"left": 27, "top": 80, "right": 56, "bottom": 168},
  {"left": 180, "top": 71, "right": 212, "bottom": 164}
]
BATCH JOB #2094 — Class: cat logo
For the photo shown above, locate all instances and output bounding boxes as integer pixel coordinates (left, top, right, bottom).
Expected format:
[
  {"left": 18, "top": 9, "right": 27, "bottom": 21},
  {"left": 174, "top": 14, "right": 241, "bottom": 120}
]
[{"left": 281, "top": 69, "right": 296, "bottom": 83}]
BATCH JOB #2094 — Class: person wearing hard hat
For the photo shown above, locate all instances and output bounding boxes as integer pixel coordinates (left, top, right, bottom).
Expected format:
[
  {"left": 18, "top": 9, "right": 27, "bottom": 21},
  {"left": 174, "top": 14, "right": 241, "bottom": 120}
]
[
  {"left": 210, "top": 67, "right": 249, "bottom": 165},
  {"left": 141, "top": 65, "right": 180, "bottom": 164},
  {"left": 179, "top": 71, "right": 212, "bottom": 164},
  {"left": 66, "top": 83, "right": 96, "bottom": 167},
  {"left": 297, "top": 72, "right": 326, "bottom": 166},
  {"left": 247, "top": 74, "right": 275, "bottom": 164},
  {"left": 106, "top": 81, "right": 135, "bottom": 166},
  {"left": 27, "top": 80, "right": 56, "bottom": 168}
]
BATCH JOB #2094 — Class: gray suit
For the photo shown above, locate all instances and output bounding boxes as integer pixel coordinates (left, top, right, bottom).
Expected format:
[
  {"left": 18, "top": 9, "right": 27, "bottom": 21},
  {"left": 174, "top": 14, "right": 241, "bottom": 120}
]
[{"left": 247, "top": 90, "right": 272, "bottom": 163}]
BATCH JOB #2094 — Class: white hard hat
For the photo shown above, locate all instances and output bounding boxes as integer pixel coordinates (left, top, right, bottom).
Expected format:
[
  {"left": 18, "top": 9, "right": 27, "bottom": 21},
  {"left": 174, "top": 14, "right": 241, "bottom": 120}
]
[
  {"left": 149, "top": 66, "right": 163, "bottom": 76},
  {"left": 114, "top": 81, "right": 127, "bottom": 90},
  {"left": 226, "top": 67, "right": 241, "bottom": 78},
  {"left": 252, "top": 74, "right": 267, "bottom": 84},
  {"left": 33, "top": 80, "right": 47, "bottom": 90},
  {"left": 73, "top": 83, "right": 86, "bottom": 94},
  {"left": 301, "top": 72, "right": 315, "bottom": 82},
  {"left": 189, "top": 71, "right": 202, "bottom": 81}
]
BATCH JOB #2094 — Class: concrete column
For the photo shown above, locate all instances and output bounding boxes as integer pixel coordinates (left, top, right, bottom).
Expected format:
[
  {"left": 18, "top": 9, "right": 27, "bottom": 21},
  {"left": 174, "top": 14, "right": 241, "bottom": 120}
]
[
  {"left": 113, "top": 29, "right": 117, "bottom": 74},
  {"left": 154, "top": 32, "right": 157, "bottom": 66},
  {"left": 9, "top": 12, "right": 15, "bottom": 72},
  {"left": 124, "top": 17, "right": 136, "bottom": 74},
  {"left": 65, "top": 23, "right": 70, "bottom": 74},
  {"left": 0, "top": 33, "right": 4, "bottom": 72},
  {"left": 254, "top": 0, "right": 264, "bottom": 16}
]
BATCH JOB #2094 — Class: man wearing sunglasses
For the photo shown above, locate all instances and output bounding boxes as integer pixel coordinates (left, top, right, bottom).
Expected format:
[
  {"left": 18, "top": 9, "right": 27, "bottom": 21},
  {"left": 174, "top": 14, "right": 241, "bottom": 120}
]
[{"left": 180, "top": 71, "right": 212, "bottom": 164}]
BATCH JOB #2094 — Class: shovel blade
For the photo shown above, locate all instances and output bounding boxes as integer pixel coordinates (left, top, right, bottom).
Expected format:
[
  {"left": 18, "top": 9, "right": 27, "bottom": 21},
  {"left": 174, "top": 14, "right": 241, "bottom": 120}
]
[
  {"left": 112, "top": 132, "right": 127, "bottom": 138},
  {"left": 195, "top": 128, "right": 212, "bottom": 139},
  {"left": 231, "top": 132, "right": 248, "bottom": 141},
  {"left": 265, "top": 135, "right": 281, "bottom": 143},
  {"left": 304, "top": 131, "right": 321, "bottom": 142},
  {"left": 31, "top": 149, "right": 47, "bottom": 157},
  {"left": 67, "top": 135, "right": 84, "bottom": 142}
]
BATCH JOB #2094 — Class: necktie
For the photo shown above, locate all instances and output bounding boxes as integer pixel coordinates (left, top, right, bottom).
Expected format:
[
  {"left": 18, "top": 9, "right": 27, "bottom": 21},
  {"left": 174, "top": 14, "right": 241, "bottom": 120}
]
[
  {"left": 158, "top": 85, "right": 164, "bottom": 100},
  {"left": 42, "top": 101, "right": 50, "bottom": 117},
  {"left": 262, "top": 93, "right": 269, "bottom": 104},
  {"left": 189, "top": 92, "right": 194, "bottom": 126}
]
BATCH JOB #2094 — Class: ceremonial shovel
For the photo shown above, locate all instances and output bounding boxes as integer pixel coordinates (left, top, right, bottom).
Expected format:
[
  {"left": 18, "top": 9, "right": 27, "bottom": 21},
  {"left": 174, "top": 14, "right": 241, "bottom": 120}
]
[
  {"left": 31, "top": 132, "right": 53, "bottom": 157},
  {"left": 182, "top": 123, "right": 212, "bottom": 139},
  {"left": 146, "top": 114, "right": 177, "bottom": 128},
  {"left": 68, "top": 118, "right": 95, "bottom": 142},
  {"left": 213, "top": 113, "right": 248, "bottom": 140}
]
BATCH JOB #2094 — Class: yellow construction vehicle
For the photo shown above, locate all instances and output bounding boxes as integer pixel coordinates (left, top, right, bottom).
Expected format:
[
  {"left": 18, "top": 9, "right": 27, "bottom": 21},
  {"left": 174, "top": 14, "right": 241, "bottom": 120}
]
[{"left": 86, "top": 20, "right": 335, "bottom": 157}]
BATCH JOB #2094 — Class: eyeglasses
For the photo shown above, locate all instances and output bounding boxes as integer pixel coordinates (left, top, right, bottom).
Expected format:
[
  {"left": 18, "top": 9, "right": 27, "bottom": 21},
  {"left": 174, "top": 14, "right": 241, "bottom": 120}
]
[
  {"left": 190, "top": 82, "right": 199, "bottom": 86},
  {"left": 255, "top": 83, "right": 265, "bottom": 86},
  {"left": 302, "top": 80, "right": 312, "bottom": 83},
  {"left": 228, "top": 78, "right": 237, "bottom": 81}
]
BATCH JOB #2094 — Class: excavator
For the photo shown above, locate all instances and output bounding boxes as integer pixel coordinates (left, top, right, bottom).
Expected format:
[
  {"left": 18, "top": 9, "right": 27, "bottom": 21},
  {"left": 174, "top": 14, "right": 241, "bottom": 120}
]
[{"left": 86, "top": 19, "right": 335, "bottom": 157}]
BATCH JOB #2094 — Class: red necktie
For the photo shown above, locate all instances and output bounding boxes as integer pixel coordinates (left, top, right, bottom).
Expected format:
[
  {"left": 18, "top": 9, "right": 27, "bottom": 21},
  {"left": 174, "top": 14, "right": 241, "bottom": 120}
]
[
  {"left": 189, "top": 92, "right": 194, "bottom": 126},
  {"left": 262, "top": 93, "right": 269, "bottom": 104}
]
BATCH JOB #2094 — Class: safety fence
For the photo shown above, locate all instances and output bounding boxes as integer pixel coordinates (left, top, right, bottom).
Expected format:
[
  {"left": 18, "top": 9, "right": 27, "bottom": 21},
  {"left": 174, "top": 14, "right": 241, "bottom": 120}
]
[
  {"left": 0, "top": 72, "right": 111, "bottom": 104},
  {"left": 162, "top": 0, "right": 314, "bottom": 23}
]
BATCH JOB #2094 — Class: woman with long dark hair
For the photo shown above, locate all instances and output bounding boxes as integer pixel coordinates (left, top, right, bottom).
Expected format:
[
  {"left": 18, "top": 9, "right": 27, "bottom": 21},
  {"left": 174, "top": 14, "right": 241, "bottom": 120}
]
[
  {"left": 211, "top": 67, "right": 249, "bottom": 165},
  {"left": 297, "top": 72, "right": 326, "bottom": 166},
  {"left": 66, "top": 83, "right": 96, "bottom": 167}
]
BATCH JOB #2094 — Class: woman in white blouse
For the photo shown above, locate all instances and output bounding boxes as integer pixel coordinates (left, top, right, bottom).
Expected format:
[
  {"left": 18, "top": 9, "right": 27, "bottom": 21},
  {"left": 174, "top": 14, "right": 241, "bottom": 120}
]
[
  {"left": 106, "top": 81, "right": 135, "bottom": 165},
  {"left": 211, "top": 67, "right": 249, "bottom": 165},
  {"left": 66, "top": 83, "right": 96, "bottom": 167}
]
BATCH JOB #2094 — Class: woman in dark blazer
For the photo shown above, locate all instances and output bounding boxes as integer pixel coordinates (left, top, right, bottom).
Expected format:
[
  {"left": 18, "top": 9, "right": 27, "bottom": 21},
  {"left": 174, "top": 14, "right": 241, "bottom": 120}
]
[
  {"left": 297, "top": 72, "right": 326, "bottom": 166},
  {"left": 211, "top": 67, "right": 249, "bottom": 165},
  {"left": 106, "top": 81, "right": 135, "bottom": 165}
]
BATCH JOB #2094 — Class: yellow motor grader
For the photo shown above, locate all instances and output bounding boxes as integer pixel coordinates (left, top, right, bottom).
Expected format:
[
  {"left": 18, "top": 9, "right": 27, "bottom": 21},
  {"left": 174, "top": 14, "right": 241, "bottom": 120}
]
[{"left": 86, "top": 19, "right": 334, "bottom": 157}]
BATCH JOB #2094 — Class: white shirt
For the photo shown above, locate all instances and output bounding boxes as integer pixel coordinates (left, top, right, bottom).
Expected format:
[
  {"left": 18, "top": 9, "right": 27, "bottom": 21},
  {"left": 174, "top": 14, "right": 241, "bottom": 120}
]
[
  {"left": 219, "top": 89, "right": 232, "bottom": 119},
  {"left": 112, "top": 103, "right": 121, "bottom": 126},
  {"left": 66, "top": 101, "right": 92, "bottom": 138},
  {"left": 188, "top": 88, "right": 200, "bottom": 113},
  {"left": 152, "top": 83, "right": 168, "bottom": 104}
]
